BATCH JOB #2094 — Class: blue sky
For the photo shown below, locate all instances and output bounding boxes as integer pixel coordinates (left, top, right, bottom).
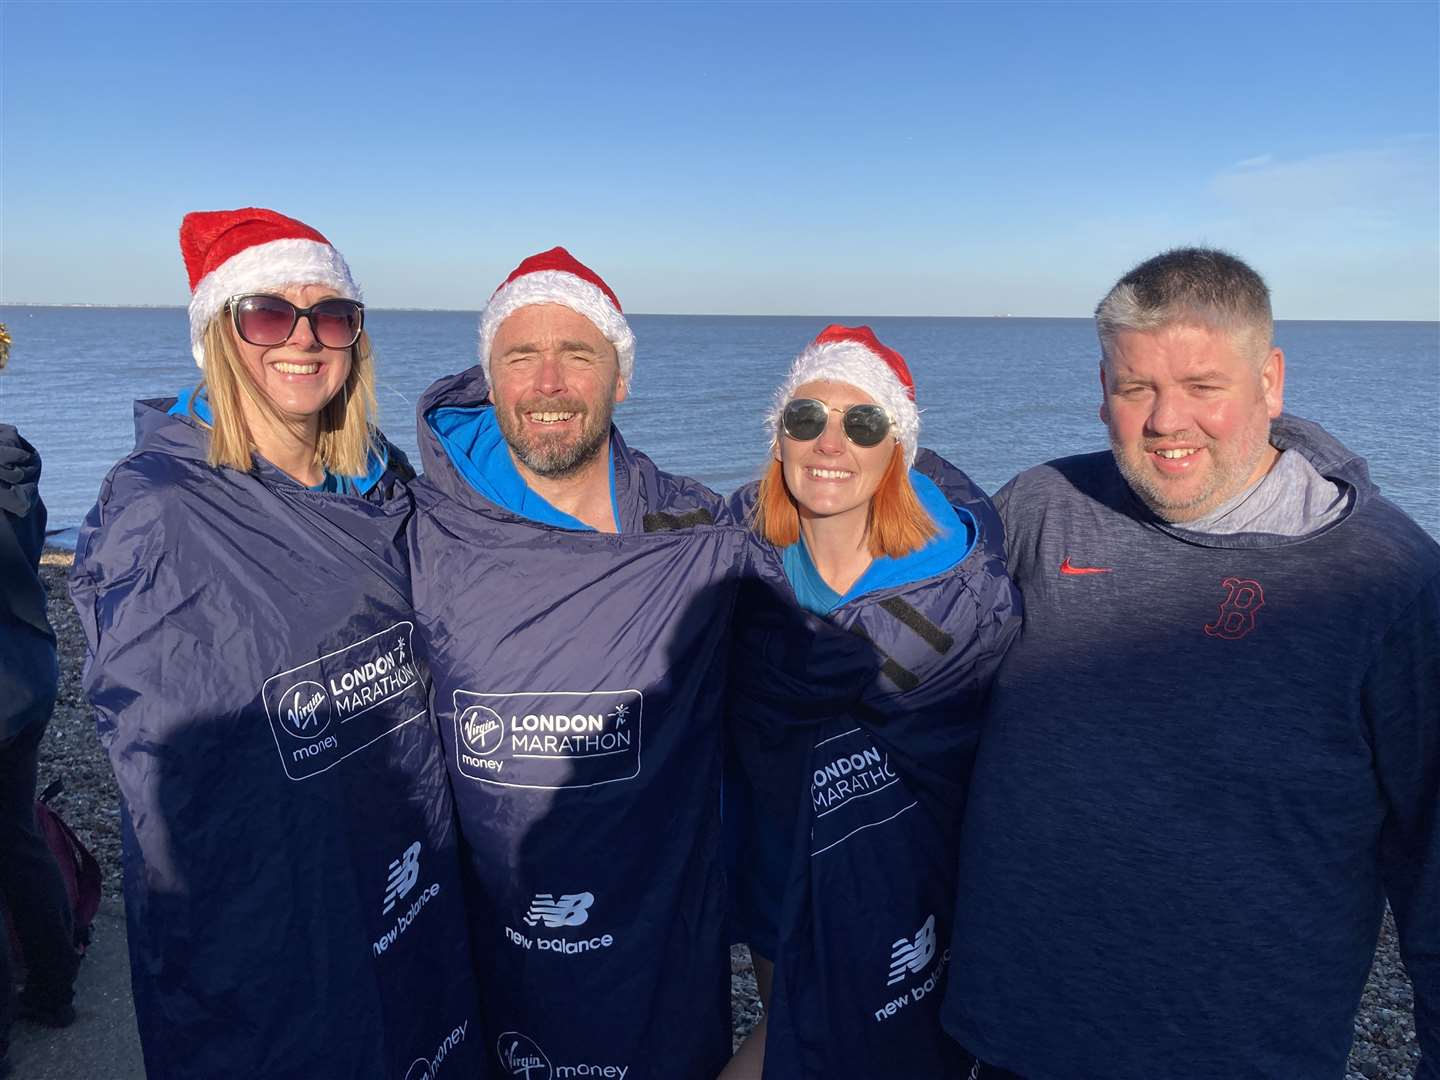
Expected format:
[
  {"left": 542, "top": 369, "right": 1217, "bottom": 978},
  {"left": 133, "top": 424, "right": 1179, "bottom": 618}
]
[{"left": 2, "top": 1, "right": 1437, "bottom": 318}]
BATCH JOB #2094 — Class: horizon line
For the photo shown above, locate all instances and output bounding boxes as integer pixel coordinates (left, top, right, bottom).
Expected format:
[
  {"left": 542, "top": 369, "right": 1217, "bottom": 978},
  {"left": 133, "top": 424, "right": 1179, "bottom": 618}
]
[{"left": 1, "top": 302, "right": 1436, "bottom": 324}]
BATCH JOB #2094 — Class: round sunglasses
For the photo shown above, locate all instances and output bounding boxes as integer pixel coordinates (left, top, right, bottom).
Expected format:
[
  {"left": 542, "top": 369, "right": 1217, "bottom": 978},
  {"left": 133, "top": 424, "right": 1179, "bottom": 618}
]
[
  {"left": 781, "top": 398, "right": 892, "bottom": 447},
  {"left": 228, "top": 294, "right": 365, "bottom": 350}
]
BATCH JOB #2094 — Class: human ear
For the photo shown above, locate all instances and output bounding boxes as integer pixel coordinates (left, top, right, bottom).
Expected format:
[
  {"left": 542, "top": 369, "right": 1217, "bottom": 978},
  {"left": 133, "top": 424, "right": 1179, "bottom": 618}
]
[{"left": 1261, "top": 348, "right": 1285, "bottom": 417}]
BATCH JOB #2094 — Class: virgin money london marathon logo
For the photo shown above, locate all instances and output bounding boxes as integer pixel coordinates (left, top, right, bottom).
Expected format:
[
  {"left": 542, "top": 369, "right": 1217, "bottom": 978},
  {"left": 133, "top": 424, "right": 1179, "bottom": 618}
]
[
  {"left": 262, "top": 622, "right": 425, "bottom": 781},
  {"left": 373, "top": 840, "right": 441, "bottom": 959},
  {"left": 497, "top": 1031, "right": 629, "bottom": 1079},
  {"left": 453, "top": 689, "right": 643, "bottom": 789},
  {"left": 808, "top": 727, "right": 916, "bottom": 857},
  {"left": 402, "top": 1018, "right": 470, "bottom": 1080},
  {"left": 506, "top": 890, "right": 616, "bottom": 956},
  {"left": 874, "top": 914, "right": 949, "bottom": 1024}
]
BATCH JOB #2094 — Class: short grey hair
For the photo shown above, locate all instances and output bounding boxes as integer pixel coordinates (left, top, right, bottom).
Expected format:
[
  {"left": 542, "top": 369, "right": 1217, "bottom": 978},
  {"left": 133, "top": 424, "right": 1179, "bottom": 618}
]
[{"left": 1095, "top": 248, "right": 1273, "bottom": 364}]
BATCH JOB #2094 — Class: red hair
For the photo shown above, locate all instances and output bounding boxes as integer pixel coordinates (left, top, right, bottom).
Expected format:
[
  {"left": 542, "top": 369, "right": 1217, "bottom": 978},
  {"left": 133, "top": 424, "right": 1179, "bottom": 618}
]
[{"left": 752, "top": 444, "right": 937, "bottom": 558}]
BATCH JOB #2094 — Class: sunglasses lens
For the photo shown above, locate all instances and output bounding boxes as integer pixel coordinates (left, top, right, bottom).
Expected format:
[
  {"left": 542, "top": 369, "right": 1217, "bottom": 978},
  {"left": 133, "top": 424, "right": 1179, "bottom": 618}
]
[
  {"left": 234, "top": 296, "right": 296, "bottom": 346},
  {"left": 842, "top": 404, "right": 891, "bottom": 447},
  {"left": 311, "top": 299, "right": 363, "bottom": 349},
  {"left": 782, "top": 399, "right": 829, "bottom": 441}
]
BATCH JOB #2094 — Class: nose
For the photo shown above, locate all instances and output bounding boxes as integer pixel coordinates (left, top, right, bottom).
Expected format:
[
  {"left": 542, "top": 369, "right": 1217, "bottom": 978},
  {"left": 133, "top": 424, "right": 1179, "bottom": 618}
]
[
  {"left": 814, "top": 410, "right": 847, "bottom": 454},
  {"left": 533, "top": 353, "right": 567, "bottom": 395},
  {"left": 287, "top": 311, "right": 321, "bottom": 351},
  {"left": 1145, "top": 386, "right": 1188, "bottom": 435}
]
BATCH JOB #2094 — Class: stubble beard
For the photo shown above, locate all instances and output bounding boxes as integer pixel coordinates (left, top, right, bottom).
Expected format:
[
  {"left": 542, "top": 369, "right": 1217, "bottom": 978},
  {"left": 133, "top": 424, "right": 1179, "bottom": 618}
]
[
  {"left": 496, "top": 394, "right": 616, "bottom": 480},
  {"left": 1111, "top": 414, "right": 1273, "bottom": 523}
]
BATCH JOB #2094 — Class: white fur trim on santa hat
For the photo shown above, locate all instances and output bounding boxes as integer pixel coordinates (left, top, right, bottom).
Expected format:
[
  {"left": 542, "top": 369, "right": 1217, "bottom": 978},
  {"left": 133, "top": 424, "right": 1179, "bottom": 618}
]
[
  {"left": 479, "top": 270, "right": 636, "bottom": 390},
  {"left": 768, "top": 341, "right": 920, "bottom": 466},
  {"left": 188, "top": 238, "right": 361, "bottom": 366}
]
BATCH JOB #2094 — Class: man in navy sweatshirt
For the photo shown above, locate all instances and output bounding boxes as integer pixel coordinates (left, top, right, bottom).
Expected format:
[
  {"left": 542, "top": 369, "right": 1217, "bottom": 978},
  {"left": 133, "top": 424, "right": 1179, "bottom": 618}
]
[{"left": 943, "top": 248, "right": 1438, "bottom": 1079}]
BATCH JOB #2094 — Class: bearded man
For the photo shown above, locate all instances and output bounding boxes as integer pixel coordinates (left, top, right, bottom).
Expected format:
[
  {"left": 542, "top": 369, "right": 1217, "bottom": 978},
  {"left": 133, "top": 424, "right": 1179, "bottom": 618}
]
[
  {"left": 943, "top": 248, "right": 1438, "bottom": 1079},
  {"left": 408, "top": 248, "right": 750, "bottom": 1080}
]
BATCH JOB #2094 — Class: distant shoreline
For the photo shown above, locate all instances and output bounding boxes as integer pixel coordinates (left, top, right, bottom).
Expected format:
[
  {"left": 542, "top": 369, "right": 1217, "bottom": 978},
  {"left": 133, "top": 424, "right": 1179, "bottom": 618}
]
[{"left": 2, "top": 303, "right": 1437, "bottom": 324}]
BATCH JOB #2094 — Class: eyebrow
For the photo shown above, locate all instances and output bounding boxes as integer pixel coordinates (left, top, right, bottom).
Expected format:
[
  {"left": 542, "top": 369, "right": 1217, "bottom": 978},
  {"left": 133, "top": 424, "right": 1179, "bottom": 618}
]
[{"left": 499, "top": 340, "right": 600, "bottom": 358}]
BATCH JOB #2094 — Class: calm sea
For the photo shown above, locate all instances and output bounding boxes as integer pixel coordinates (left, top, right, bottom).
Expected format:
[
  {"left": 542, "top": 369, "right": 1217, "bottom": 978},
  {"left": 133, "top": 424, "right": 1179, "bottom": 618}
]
[{"left": 1, "top": 306, "right": 1436, "bottom": 540}]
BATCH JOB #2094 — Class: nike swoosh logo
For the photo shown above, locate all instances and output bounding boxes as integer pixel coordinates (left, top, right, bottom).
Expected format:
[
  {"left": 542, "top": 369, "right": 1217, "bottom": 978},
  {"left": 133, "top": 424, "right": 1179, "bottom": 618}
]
[{"left": 1060, "top": 557, "right": 1111, "bottom": 575}]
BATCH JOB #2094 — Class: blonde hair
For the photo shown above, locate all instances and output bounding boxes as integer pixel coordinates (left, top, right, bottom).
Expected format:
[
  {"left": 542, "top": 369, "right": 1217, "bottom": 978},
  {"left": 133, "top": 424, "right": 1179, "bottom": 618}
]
[
  {"left": 195, "top": 314, "right": 378, "bottom": 477},
  {"left": 751, "top": 442, "right": 937, "bottom": 559}
]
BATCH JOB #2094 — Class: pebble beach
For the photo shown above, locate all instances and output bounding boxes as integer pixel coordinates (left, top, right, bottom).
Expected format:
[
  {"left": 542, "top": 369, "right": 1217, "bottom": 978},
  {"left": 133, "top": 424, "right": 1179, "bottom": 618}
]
[{"left": 34, "top": 549, "right": 1422, "bottom": 1079}]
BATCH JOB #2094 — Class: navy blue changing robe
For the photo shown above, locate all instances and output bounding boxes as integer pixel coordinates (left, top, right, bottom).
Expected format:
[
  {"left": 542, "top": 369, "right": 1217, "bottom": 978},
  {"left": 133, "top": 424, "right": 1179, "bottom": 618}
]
[
  {"left": 410, "top": 367, "right": 751, "bottom": 1080},
  {"left": 70, "top": 397, "right": 486, "bottom": 1080},
  {"left": 727, "top": 449, "right": 1021, "bottom": 1079}
]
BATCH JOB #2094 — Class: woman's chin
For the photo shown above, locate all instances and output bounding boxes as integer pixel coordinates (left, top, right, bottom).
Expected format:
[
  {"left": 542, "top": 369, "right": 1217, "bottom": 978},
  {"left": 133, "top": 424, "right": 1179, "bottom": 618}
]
[{"left": 795, "top": 495, "right": 870, "bottom": 523}]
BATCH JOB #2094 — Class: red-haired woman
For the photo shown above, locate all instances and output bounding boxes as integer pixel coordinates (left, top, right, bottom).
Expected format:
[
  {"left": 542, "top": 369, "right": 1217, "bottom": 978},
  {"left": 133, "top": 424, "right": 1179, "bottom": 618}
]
[{"left": 721, "top": 325, "right": 1022, "bottom": 1079}]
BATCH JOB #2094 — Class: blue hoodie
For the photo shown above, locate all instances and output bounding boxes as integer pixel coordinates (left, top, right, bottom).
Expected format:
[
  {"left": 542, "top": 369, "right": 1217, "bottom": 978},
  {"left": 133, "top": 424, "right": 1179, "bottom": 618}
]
[
  {"left": 410, "top": 365, "right": 751, "bottom": 1080},
  {"left": 725, "top": 448, "right": 1022, "bottom": 1080},
  {"left": 69, "top": 398, "right": 484, "bottom": 1080}
]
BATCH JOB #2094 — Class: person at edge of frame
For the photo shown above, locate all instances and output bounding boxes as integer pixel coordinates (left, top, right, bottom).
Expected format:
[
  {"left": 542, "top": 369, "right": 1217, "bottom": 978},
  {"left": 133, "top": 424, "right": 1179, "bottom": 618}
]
[
  {"left": 943, "top": 247, "right": 1439, "bottom": 1080},
  {"left": 718, "top": 323, "right": 1021, "bottom": 1080},
  {"left": 68, "top": 209, "right": 487, "bottom": 1079},
  {"left": 0, "top": 325, "right": 83, "bottom": 1080}
]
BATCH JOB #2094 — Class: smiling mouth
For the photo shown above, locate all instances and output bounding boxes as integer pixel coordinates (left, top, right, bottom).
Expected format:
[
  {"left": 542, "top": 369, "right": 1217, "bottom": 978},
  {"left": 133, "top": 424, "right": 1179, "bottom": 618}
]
[
  {"left": 526, "top": 410, "right": 578, "bottom": 424},
  {"left": 807, "top": 467, "right": 853, "bottom": 480},
  {"left": 273, "top": 361, "right": 320, "bottom": 375},
  {"left": 1152, "top": 448, "right": 1200, "bottom": 459}
]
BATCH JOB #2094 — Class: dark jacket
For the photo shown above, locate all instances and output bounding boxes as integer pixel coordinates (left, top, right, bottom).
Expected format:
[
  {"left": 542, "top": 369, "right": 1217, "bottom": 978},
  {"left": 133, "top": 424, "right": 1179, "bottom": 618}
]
[
  {"left": 69, "top": 397, "right": 485, "bottom": 1080},
  {"left": 410, "top": 365, "right": 748, "bottom": 1080},
  {"left": 0, "top": 424, "right": 58, "bottom": 740},
  {"left": 726, "top": 449, "right": 1021, "bottom": 1080}
]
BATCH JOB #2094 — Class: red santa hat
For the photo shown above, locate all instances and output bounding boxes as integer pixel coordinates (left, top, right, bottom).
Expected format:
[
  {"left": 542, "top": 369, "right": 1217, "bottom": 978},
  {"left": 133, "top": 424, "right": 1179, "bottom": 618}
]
[
  {"left": 181, "top": 207, "right": 361, "bottom": 367},
  {"left": 770, "top": 324, "right": 920, "bottom": 465},
  {"left": 479, "top": 246, "right": 636, "bottom": 389}
]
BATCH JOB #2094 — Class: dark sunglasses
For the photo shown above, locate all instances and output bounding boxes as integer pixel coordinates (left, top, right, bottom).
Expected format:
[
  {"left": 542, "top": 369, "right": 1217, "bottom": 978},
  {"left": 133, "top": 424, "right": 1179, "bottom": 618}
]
[
  {"left": 781, "top": 398, "right": 892, "bottom": 447},
  {"left": 228, "top": 294, "right": 365, "bottom": 350}
]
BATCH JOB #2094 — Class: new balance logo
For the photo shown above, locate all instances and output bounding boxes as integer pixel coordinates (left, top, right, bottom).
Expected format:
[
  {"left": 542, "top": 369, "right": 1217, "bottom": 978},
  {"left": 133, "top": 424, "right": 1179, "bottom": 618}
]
[
  {"left": 887, "top": 914, "right": 937, "bottom": 985},
  {"left": 383, "top": 841, "right": 421, "bottom": 915},
  {"left": 522, "top": 891, "right": 594, "bottom": 928}
]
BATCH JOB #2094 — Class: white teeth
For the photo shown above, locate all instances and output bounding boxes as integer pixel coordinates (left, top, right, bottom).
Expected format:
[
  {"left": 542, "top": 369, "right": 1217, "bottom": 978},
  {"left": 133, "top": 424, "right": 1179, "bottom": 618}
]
[
  {"left": 1155, "top": 448, "right": 1199, "bottom": 459},
  {"left": 529, "top": 411, "right": 576, "bottom": 423},
  {"left": 273, "top": 362, "right": 320, "bottom": 375},
  {"left": 808, "top": 468, "right": 852, "bottom": 479}
]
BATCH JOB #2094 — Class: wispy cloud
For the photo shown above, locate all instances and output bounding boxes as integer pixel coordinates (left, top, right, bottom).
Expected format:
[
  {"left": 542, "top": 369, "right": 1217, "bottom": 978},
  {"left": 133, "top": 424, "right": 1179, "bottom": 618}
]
[
  {"left": 1209, "top": 138, "right": 1438, "bottom": 222},
  {"left": 1229, "top": 153, "right": 1277, "bottom": 171}
]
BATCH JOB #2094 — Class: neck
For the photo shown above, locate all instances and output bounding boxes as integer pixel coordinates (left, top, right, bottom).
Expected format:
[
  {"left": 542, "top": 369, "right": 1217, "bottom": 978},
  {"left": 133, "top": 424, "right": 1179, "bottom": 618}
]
[
  {"left": 510, "top": 443, "right": 617, "bottom": 533},
  {"left": 249, "top": 410, "right": 324, "bottom": 487},
  {"left": 798, "top": 506, "right": 873, "bottom": 595},
  {"left": 1251, "top": 442, "right": 1282, "bottom": 487}
]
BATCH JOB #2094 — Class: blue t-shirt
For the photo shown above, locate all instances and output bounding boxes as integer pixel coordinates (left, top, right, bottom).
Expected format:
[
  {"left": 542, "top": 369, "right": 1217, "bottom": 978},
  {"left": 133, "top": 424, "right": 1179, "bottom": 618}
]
[{"left": 781, "top": 538, "right": 842, "bottom": 617}]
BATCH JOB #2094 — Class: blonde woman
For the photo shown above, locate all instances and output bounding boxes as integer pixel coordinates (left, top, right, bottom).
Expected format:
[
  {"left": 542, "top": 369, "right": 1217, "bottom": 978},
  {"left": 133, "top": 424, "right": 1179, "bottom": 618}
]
[{"left": 70, "top": 209, "right": 483, "bottom": 1079}]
